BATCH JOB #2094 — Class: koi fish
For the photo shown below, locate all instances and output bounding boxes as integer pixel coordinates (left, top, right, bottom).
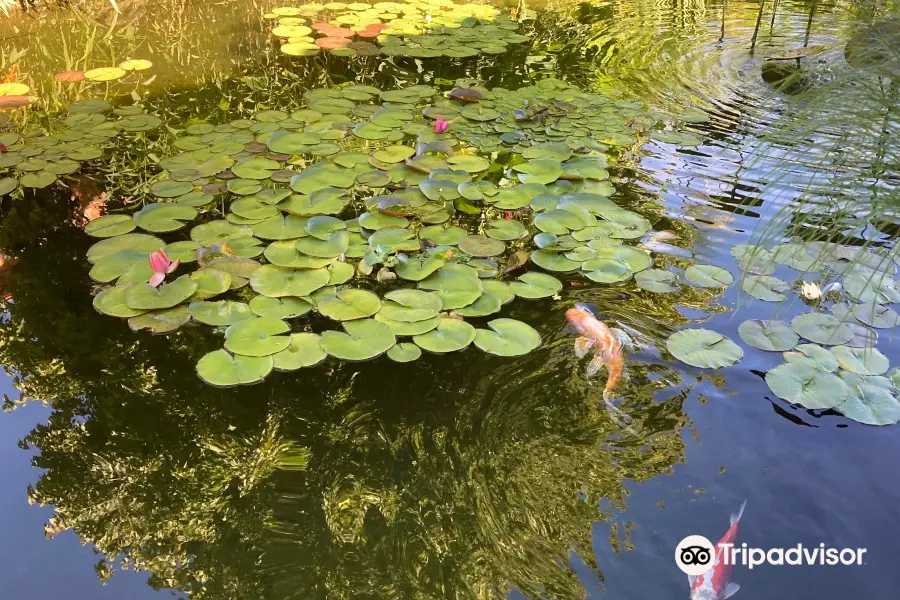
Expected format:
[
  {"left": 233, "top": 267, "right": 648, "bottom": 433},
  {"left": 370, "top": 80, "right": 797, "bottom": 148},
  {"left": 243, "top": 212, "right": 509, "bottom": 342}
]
[
  {"left": 690, "top": 501, "right": 746, "bottom": 600},
  {"left": 1, "top": 66, "right": 18, "bottom": 84},
  {"left": 565, "top": 303, "right": 632, "bottom": 398}
]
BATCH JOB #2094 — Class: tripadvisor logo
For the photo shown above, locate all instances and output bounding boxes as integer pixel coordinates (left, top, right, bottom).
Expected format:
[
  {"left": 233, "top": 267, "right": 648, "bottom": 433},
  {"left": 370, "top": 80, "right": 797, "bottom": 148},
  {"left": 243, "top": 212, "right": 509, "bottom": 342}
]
[{"left": 675, "top": 536, "right": 868, "bottom": 573}]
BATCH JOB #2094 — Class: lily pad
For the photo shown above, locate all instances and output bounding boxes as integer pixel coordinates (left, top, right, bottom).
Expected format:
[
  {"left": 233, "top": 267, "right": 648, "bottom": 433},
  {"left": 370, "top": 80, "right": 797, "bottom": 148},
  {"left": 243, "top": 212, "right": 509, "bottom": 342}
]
[
  {"left": 531, "top": 250, "right": 581, "bottom": 273},
  {"left": 835, "top": 381, "right": 900, "bottom": 425},
  {"left": 738, "top": 320, "right": 799, "bottom": 351},
  {"left": 509, "top": 272, "right": 562, "bottom": 299},
  {"left": 319, "top": 319, "right": 396, "bottom": 361},
  {"left": 190, "top": 268, "right": 232, "bottom": 299},
  {"left": 224, "top": 317, "right": 291, "bottom": 356},
  {"left": 250, "top": 265, "right": 330, "bottom": 297},
  {"left": 791, "top": 313, "right": 855, "bottom": 345},
  {"left": 395, "top": 257, "right": 445, "bottom": 281},
  {"left": 196, "top": 350, "right": 273, "bottom": 387},
  {"left": 458, "top": 234, "right": 506, "bottom": 257},
  {"left": 87, "top": 233, "right": 164, "bottom": 263},
  {"left": 134, "top": 203, "right": 198, "bottom": 233},
  {"left": 317, "top": 289, "right": 382, "bottom": 320},
  {"left": 249, "top": 296, "right": 313, "bottom": 319},
  {"left": 666, "top": 328, "right": 743, "bottom": 368},
  {"left": 684, "top": 264, "right": 734, "bottom": 288},
  {"left": 272, "top": 333, "right": 328, "bottom": 370},
  {"left": 741, "top": 275, "right": 790, "bottom": 301},
  {"left": 852, "top": 303, "right": 900, "bottom": 328},
  {"left": 634, "top": 269, "right": 679, "bottom": 293},
  {"left": 85, "top": 67, "right": 127, "bottom": 81},
  {"left": 189, "top": 300, "right": 254, "bottom": 325},
  {"left": 85, "top": 214, "right": 136, "bottom": 238},
  {"left": 831, "top": 346, "right": 890, "bottom": 376},
  {"left": 843, "top": 271, "right": 900, "bottom": 304},
  {"left": 413, "top": 317, "right": 476, "bottom": 353},
  {"left": 379, "top": 289, "right": 443, "bottom": 322},
  {"left": 418, "top": 268, "right": 483, "bottom": 309},
  {"left": 473, "top": 318, "right": 541, "bottom": 356},
  {"left": 150, "top": 179, "right": 194, "bottom": 198},
  {"left": 93, "top": 285, "right": 148, "bottom": 318},
  {"left": 785, "top": 343, "right": 840, "bottom": 372},
  {"left": 124, "top": 276, "right": 198, "bottom": 310},
  {"left": 387, "top": 342, "right": 422, "bottom": 362},
  {"left": 128, "top": 306, "right": 191, "bottom": 334},
  {"left": 765, "top": 361, "right": 849, "bottom": 409},
  {"left": 485, "top": 219, "right": 527, "bottom": 241}
]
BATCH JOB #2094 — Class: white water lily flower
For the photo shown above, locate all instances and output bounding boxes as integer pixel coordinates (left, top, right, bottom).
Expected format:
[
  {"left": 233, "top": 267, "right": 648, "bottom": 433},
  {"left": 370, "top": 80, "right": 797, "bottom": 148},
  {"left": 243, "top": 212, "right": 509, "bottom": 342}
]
[
  {"left": 425, "top": 14, "right": 432, "bottom": 23},
  {"left": 800, "top": 281, "right": 822, "bottom": 300}
]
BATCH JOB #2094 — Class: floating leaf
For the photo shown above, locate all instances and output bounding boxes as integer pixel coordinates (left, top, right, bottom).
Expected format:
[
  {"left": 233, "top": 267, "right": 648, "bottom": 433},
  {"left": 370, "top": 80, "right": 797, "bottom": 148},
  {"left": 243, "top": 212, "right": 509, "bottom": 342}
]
[
  {"left": 387, "top": 342, "right": 422, "bottom": 362},
  {"left": 785, "top": 344, "right": 839, "bottom": 372},
  {"left": 128, "top": 306, "right": 190, "bottom": 334},
  {"left": 224, "top": 317, "right": 291, "bottom": 357},
  {"left": 843, "top": 271, "right": 900, "bottom": 304},
  {"left": 379, "top": 289, "right": 443, "bottom": 322},
  {"left": 852, "top": 303, "right": 900, "bottom": 328},
  {"left": 413, "top": 317, "right": 476, "bottom": 353},
  {"left": 765, "top": 361, "right": 849, "bottom": 409},
  {"left": 134, "top": 203, "right": 198, "bottom": 232},
  {"left": 531, "top": 250, "right": 581, "bottom": 273},
  {"left": 189, "top": 300, "right": 254, "bottom": 325},
  {"left": 250, "top": 265, "right": 330, "bottom": 298},
  {"left": 634, "top": 269, "right": 679, "bottom": 293},
  {"left": 835, "top": 379, "right": 900, "bottom": 425},
  {"left": 125, "top": 276, "right": 198, "bottom": 310},
  {"left": 741, "top": 275, "right": 790, "bottom": 301},
  {"left": 684, "top": 264, "right": 733, "bottom": 288},
  {"left": 830, "top": 346, "right": 890, "bottom": 376},
  {"left": 249, "top": 296, "right": 313, "bottom": 319},
  {"left": 509, "top": 272, "right": 562, "bottom": 299},
  {"left": 85, "top": 214, "right": 136, "bottom": 238},
  {"left": 458, "top": 234, "right": 505, "bottom": 257},
  {"left": 473, "top": 318, "right": 541, "bottom": 356},
  {"left": 791, "top": 312, "right": 854, "bottom": 345},
  {"left": 319, "top": 319, "right": 395, "bottom": 360},
  {"left": 196, "top": 350, "right": 273, "bottom": 387},
  {"left": 272, "top": 333, "right": 327, "bottom": 370},
  {"left": 418, "top": 268, "right": 483, "bottom": 309},
  {"left": 738, "top": 320, "right": 798, "bottom": 351},
  {"left": 190, "top": 268, "right": 232, "bottom": 299},
  {"left": 485, "top": 219, "right": 527, "bottom": 241},
  {"left": 93, "top": 285, "right": 147, "bottom": 318},
  {"left": 85, "top": 67, "right": 127, "bottom": 81},
  {"left": 666, "top": 328, "right": 743, "bottom": 368},
  {"left": 317, "top": 289, "right": 381, "bottom": 320},
  {"left": 395, "top": 257, "right": 444, "bottom": 281}
]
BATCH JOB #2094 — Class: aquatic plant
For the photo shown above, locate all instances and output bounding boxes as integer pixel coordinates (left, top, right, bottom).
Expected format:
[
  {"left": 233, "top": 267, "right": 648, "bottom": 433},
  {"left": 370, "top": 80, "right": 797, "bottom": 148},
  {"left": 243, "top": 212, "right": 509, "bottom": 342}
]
[{"left": 79, "top": 78, "right": 714, "bottom": 386}]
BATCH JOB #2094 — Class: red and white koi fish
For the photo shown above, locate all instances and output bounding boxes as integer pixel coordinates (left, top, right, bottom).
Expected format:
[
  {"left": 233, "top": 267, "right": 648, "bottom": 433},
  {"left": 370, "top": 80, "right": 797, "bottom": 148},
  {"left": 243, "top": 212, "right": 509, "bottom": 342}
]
[
  {"left": 565, "top": 303, "right": 632, "bottom": 398},
  {"left": 690, "top": 501, "right": 746, "bottom": 600}
]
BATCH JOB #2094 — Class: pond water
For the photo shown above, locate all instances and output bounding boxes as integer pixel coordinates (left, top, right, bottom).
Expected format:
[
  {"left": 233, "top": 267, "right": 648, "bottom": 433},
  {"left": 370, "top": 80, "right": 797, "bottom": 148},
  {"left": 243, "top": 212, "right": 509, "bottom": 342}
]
[{"left": 0, "top": 0, "right": 898, "bottom": 599}]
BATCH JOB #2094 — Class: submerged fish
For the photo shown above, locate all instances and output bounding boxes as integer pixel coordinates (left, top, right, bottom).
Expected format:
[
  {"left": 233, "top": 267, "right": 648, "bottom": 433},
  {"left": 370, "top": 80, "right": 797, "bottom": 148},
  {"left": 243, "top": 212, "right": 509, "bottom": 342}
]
[
  {"left": 690, "top": 501, "right": 746, "bottom": 600},
  {"left": 565, "top": 303, "right": 632, "bottom": 398}
]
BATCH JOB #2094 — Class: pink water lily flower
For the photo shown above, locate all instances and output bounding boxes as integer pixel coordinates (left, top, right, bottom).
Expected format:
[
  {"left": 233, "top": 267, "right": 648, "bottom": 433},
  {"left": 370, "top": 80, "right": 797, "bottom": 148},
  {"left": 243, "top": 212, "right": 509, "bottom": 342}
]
[
  {"left": 433, "top": 118, "right": 449, "bottom": 133},
  {"left": 148, "top": 250, "right": 179, "bottom": 288}
]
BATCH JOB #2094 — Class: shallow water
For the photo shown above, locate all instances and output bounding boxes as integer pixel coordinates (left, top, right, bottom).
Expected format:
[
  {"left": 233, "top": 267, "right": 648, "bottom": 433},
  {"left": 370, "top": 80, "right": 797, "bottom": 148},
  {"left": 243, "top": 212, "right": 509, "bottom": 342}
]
[{"left": 0, "top": 0, "right": 898, "bottom": 599}]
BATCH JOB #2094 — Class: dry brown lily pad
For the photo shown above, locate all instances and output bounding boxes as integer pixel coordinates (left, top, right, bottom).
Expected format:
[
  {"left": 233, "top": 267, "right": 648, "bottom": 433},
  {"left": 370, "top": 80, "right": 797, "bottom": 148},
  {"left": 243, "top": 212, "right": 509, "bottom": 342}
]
[
  {"left": 56, "top": 71, "right": 86, "bottom": 82},
  {"left": 0, "top": 96, "right": 29, "bottom": 109},
  {"left": 316, "top": 36, "right": 352, "bottom": 49}
]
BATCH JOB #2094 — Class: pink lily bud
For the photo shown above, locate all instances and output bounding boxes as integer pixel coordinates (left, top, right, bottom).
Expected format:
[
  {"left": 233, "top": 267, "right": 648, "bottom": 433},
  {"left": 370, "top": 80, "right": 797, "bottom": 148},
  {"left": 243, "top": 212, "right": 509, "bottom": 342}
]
[
  {"left": 147, "top": 250, "right": 179, "bottom": 287},
  {"left": 433, "top": 118, "right": 449, "bottom": 133}
]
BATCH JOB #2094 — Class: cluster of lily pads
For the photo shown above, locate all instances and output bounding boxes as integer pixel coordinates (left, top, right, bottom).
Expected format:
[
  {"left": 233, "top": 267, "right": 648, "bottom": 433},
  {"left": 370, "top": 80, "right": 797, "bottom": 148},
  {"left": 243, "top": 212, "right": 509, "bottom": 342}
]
[
  {"left": 266, "top": 0, "right": 529, "bottom": 58},
  {"left": 55, "top": 59, "right": 154, "bottom": 84},
  {"left": 82, "top": 78, "right": 711, "bottom": 386},
  {"left": 0, "top": 99, "right": 161, "bottom": 195},
  {"left": 665, "top": 240, "right": 900, "bottom": 425}
]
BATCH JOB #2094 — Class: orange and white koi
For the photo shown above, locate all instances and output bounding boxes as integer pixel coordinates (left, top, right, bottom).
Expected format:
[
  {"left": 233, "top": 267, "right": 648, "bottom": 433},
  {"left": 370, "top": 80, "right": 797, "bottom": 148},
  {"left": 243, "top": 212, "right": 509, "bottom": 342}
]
[
  {"left": 565, "top": 303, "right": 632, "bottom": 398},
  {"left": 690, "top": 501, "right": 746, "bottom": 600}
]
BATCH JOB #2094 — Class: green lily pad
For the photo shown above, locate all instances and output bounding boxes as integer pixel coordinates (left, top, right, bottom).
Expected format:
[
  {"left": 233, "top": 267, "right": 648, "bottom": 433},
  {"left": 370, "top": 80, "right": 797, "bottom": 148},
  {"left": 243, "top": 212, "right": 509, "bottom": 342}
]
[
  {"left": 85, "top": 67, "right": 126, "bottom": 81},
  {"left": 85, "top": 214, "right": 136, "bottom": 238},
  {"left": 666, "top": 328, "right": 743, "bottom": 368},
  {"left": 189, "top": 300, "right": 254, "bottom": 325},
  {"left": 514, "top": 159, "right": 563, "bottom": 185},
  {"left": 738, "top": 320, "right": 799, "bottom": 351},
  {"left": 473, "top": 318, "right": 541, "bottom": 356},
  {"left": 230, "top": 197, "right": 281, "bottom": 220},
  {"left": 836, "top": 376, "right": 900, "bottom": 425},
  {"left": 358, "top": 211, "right": 409, "bottom": 231},
  {"left": 295, "top": 231, "right": 350, "bottom": 258},
  {"left": 249, "top": 296, "right": 313, "bottom": 319},
  {"left": 419, "top": 225, "right": 468, "bottom": 245},
  {"left": 319, "top": 319, "right": 396, "bottom": 360},
  {"left": 250, "top": 265, "right": 330, "bottom": 297},
  {"left": 851, "top": 304, "right": 900, "bottom": 329},
  {"left": 196, "top": 350, "right": 273, "bottom": 387},
  {"left": 634, "top": 269, "right": 679, "bottom": 292},
  {"left": 460, "top": 105, "right": 500, "bottom": 121},
  {"left": 485, "top": 219, "right": 527, "bottom": 241},
  {"left": 93, "top": 285, "right": 148, "bottom": 318},
  {"left": 272, "top": 333, "right": 327, "bottom": 370},
  {"left": 785, "top": 343, "right": 840, "bottom": 372},
  {"left": 413, "top": 317, "right": 476, "bottom": 353},
  {"left": 253, "top": 215, "right": 311, "bottom": 240},
  {"left": 535, "top": 209, "right": 588, "bottom": 234},
  {"left": 124, "top": 276, "right": 198, "bottom": 310},
  {"left": 151, "top": 179, "right": 194, "bottom": 198},
  {"left": 765, "top": 361, "right": 849, "bottom": 409},
  {"left": 305, "top": 215, "right": 347, "bottom": 240},
  {"left": 831, "top": 346, "right": 890, "bottom": 375},
  {"left": 843, "top": 271, "right": 900, "bottom": 304},
  {"left": 741, "top": 275, "right": 790, "bottom": 301},
  {"left": 127, "top": 305, "right": 191, "bottom": 334},
  {"left": 373, "top": 146, "right": 416, "bottom": 163},
  {"left": 684, "top": 264, "right": 734, "bottom": 288},
  {"left": 0, "top": 177, "right": 17, "bottom": 195},
  {"left": 317, "top": 289, "right": 382, "bottom": 320},
  {"left": 446, "top": 154, "right": 491, "bottom": 173},
  {"left": 87, "top": 233, "right": 165, "bottom": 264},
  {"left": 134, "top": 203, "right": 198, "bottom": 233},
  {"left": 379, "top": 289, "right": 443, "bottom": 322},
  {"left": 224, "top": 317, "right": 291, "bottom": 356},
  {"left": 510, "top": 272, "right": 562, "bottom": 299},
  {"left": 395, "top": 257, "right": 445, "bottom": 281},
  {"left": 328, "top": 261, "right": 355, "bottom": 284},
  {"left": 20, "top": 172, "right": 57, "bottom": 188},
  {"left": 387, "top": 342, "right": 422, "bottom": 362},
  {"left": 531, "top": 250, "right": 581, "bottom": 273},
  {"left": 458, "top": 234, "right": 506, "bottom": 257},
  {"left": 418, "top": 268, "right": 483, "bottom": 309},
  {"left": 190, "top": 268, "right": 232, "bottom": 299},
  {"left": 791, "top": 313, "right": 855, "bottom": 345}
]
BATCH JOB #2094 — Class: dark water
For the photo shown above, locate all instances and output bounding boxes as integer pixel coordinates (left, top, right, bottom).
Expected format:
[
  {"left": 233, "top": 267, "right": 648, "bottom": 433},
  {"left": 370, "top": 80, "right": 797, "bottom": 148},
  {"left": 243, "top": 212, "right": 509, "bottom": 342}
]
[{"left": 0, "top": 0, "right": 898, "bottom": 599}]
